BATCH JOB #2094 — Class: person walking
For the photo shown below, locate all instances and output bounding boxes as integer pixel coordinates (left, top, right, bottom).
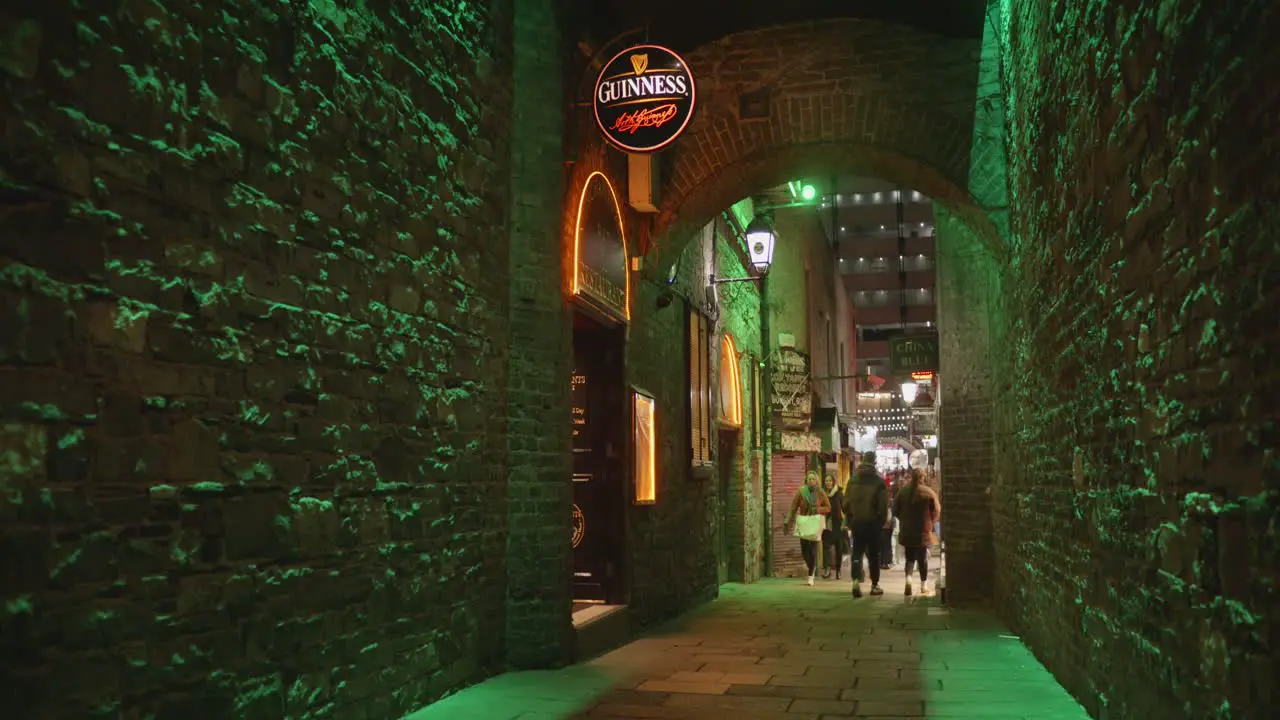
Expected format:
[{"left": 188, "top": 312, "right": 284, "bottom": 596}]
[
  {"left": 893, "top": 468, "right": 941, "bottom": 596},
  {"left": 820, "top": 473, "right": 845, "bottom": 580},
  {"left": 785, "top": 470, "right": 831, "bottom": 586},
  {"left": 842, "top": 452, "right": 888, "bottom": 598},
  {"left": 879, "top": 471, "right": 899, "bottom": 569}
]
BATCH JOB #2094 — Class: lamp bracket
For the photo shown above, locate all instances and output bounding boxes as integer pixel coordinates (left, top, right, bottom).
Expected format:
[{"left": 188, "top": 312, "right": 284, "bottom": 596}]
[{"left": 709, "top": 273, "right": 763, "bottom": 286}]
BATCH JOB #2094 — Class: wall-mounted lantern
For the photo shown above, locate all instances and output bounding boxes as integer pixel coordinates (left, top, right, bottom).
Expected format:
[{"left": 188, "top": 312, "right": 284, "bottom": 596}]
[
  {"left": 745, "top": 214, "right": 777, "bottom": 274},
  {"left": 900, "top": 381, "right": 919, "bottom": 405},
  {"left": 710, "top": 211, "right": 776, "bottom": 286}
]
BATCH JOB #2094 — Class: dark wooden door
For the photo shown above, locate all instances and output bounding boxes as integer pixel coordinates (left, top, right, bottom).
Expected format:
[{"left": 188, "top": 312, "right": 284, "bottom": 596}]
[{"left": 571, "top": 326, "right": 625, "bottom": 603}]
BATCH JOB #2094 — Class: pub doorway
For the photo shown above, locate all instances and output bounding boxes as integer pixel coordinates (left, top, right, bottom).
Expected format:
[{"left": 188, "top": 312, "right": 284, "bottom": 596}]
[
  {"left": 716, "top": 431, "right": 735, "bottom": 585},
  {"left": 571, "top": 311, "right": 628, "bottom": 620}
]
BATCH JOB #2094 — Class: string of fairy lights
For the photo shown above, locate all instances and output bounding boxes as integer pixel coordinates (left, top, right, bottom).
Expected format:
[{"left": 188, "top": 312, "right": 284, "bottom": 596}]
[
  {"left": 853, "top": 406, "right": 937, "bottom": 434},
  {"left": 855, "top": 407, "right": 913, "bottom": 433}
]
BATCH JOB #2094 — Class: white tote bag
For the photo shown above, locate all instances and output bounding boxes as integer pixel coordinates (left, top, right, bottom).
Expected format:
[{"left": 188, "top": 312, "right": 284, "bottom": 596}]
[{"left": 794, "top": 513, "right": 823, "bottom": 541}]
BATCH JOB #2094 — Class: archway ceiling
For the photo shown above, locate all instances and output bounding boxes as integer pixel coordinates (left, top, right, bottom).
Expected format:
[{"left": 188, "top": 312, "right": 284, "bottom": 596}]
[{"left": 593, "top": 0, "right": 987, "bottom": 50}]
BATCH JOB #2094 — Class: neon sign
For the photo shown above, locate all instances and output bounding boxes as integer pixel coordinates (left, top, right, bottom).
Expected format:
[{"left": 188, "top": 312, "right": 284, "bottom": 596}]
[
  {"left": 593, "top": 44, "right": 697, "bottom": 153},
  {"left": 572, "top": 171, "right": 630, "bottom": 323}
]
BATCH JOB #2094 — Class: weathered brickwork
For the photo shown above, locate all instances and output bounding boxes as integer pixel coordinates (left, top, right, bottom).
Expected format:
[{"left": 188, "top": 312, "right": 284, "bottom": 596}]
[
  {"left": 0, "top": 2, "right": 517, "bottom": 717},
  {"left": 558, "top": 123, "right": 743, "bottom": 629},
  {"left": 934, "top": 205, "right": 1001, "bottom": 606},
  {"left": 505, "top": 0, "right": 573, "bottom": 670},
  {"left": 623, "top": 264, "right": 720, "bottom": 626},
  {"left": 992, "top": 0, "right": 1280, "bottom": 716},
  {"left": 643, "top": 19, "right": 993, "bottom": 278},
  {"left": 710, "top": 224, "right": 765, "bottom": 583}
]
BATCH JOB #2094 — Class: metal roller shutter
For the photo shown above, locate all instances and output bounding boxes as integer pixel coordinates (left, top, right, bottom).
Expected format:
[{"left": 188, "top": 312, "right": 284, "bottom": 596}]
[{"left": 770, "top": 453, "right": 811, "bottom": 577}]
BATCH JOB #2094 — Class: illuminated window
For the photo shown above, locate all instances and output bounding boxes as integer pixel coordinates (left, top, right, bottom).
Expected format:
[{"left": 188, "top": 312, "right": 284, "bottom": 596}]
[
  {"left": 689, "top": 309, "right": 712, "bottom": 466},
  {"left": 633, "top": 390, "right": 657, "bottom": 504},
  {"left": 718, "top": 335, "right": 743, "bottom": 427}
]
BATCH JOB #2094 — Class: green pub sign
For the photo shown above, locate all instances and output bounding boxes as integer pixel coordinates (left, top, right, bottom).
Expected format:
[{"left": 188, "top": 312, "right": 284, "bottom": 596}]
[{"left": 889, "top": 334, "right": 939, "bottom": 375}]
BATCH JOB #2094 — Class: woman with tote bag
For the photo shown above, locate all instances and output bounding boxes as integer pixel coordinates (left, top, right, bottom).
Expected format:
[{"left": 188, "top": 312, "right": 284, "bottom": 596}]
[{"left": 785, "top": 470, "right": 831, "bottom": 586}]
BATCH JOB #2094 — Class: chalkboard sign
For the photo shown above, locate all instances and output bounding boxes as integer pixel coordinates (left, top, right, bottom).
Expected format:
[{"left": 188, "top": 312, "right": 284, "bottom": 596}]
[{"left": 770, "top": 348, "right": 811, "bottom": 429}]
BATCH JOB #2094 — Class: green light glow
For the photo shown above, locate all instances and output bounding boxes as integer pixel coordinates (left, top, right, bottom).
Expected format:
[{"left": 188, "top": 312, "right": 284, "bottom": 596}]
[{"left": 801, "top": 184, "right": 816, "bottom": 201}]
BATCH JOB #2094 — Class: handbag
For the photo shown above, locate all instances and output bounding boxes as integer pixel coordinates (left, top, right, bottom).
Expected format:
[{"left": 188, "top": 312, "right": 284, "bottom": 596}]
[{"left": 794, "top": 513, "right": 823, "bottom": 541}]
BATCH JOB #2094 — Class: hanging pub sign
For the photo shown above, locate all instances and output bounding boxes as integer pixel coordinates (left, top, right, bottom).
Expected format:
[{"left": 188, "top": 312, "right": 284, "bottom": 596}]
[
  {"left": 889, "top": 334, "right": 940, "bottom": 375},
  {"left": 593, "top": 44, "right": 697, "bottom": 154}
]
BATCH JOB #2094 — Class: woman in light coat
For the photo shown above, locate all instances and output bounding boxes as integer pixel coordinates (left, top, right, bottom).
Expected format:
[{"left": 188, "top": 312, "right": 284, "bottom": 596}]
[{"left": 786, "top": 470, "right": 831, "bottom": 586}]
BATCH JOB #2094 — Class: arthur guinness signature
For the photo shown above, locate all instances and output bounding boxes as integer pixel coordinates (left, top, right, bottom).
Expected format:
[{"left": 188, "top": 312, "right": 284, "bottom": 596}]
[{"left": 611, "top": 104, "right": 679, "bottom": 134}]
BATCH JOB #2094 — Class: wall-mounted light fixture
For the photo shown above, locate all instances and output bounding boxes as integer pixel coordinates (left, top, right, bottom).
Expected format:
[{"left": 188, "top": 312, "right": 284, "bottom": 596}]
[
  {"left": 900, "top": 381, "right": 919, "bottom": 405},
  {"left": 632, "top": 389, "right": 657, "bottom": 504},
  {"left": 710, "top": 212, "right": 776, "bottom": 286}
]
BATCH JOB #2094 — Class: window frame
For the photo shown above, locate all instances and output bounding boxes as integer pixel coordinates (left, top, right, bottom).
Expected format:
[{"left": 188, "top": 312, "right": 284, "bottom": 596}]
[{"left": 688, "top": 307, "right": 713, "bottom": 467}]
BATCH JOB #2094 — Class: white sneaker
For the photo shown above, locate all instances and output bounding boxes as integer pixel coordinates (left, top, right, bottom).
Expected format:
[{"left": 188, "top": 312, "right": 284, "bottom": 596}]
[
  {"left": 806, "top": 575, "right": 815, "bottom": 586},
  {"left": 920, "top": 580, "right": 931, "bottom": 596},
  {"left": 904, "top": 580, "right": 913, "bottom": 596}
]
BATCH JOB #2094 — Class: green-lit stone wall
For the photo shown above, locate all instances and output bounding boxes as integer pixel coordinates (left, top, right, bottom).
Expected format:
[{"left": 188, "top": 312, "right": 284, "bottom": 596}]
[
  {"left": 0, "top": 1, "right": 517, "bottom": 717},
  {"left": 624, "top": 224, "right": 718, "bottom": 625},
  {"left": 993, "top": 0, "right": 1280, "bottom": 716},
  {"left": 711, "top": 220, "right": 766, "bottom": 584},
  {"left": 504, "top": 0, "right": 573, "bottom": 670},
  {"left": 934, "top": 204, "right": 1002, "bottom": 606}
]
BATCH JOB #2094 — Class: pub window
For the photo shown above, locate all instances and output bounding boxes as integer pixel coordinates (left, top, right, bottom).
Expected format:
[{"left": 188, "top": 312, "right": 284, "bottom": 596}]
[
  {"left": 689, "top": 308, "right": 712, "bottom": 466},
  {"left": 718, "top": 334, "right": 743, "bottom": 427},
  {"left": 633, "top": 390, "right": 657, "bottom": 504}
]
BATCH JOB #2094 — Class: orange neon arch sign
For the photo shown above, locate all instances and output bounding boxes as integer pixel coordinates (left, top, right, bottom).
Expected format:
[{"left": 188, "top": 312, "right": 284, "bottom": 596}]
[
  {"left": 718, "top": 334, "right": 743, "bottom": 427},
  {"left": 571, "top": 171, "right": 631, "bottom": 322}
]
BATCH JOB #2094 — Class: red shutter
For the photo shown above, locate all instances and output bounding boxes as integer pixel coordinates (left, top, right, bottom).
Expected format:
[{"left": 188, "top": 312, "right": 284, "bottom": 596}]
[{"left": 770, "top": 453, "right": 811, "bottom": 577}]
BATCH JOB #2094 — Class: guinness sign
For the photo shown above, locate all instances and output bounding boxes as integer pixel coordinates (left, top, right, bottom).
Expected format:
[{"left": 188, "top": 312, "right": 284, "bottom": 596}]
[{"left": 593, "top": 44, "right": 697, "bottom": 154}]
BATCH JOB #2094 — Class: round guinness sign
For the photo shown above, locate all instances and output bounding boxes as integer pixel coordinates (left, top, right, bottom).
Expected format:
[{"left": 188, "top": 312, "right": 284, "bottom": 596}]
[{"left": 593, "top": 44, "right": 697, "bottom": 154}]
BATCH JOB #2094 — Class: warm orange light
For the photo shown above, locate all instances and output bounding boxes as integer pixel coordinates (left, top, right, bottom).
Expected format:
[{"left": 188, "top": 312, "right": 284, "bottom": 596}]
[
  {"left": 911, "top": 371, "right": 934, "bottom": 382},
  {"left": 719, "top": 334, "right": 743, "bottom": 427},
  {"left": 572, "top": 171, "right": 630, "bottom": 321},
  {"left": 633, "top": 392, "right": 657, "bottom": 504}
]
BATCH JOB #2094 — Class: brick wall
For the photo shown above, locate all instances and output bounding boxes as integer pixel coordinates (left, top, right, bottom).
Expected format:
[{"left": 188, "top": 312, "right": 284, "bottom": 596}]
[
  {"left": 711, "top": 224, "right": 765, "bottom": 583},
  {"left": 504, "top": 0, "right": 573, "bottom": 670},
  {"left": 624, "top": 274, "right": 720, "bottom": 625},
  {"left": 993, "top": 0, "right": 1279, "bottom": 716},
  {"left": 645, "top": 19, "right": 987, "bottom": 276},
  {"left": 0, "top": 2, "right": 517, "bottom": 717},
  {"left": 557, "top": 122, "right": 728, "bottom": 627},
  {"left": 934, "top": 206, "right": 1001, "bottom": 605}
]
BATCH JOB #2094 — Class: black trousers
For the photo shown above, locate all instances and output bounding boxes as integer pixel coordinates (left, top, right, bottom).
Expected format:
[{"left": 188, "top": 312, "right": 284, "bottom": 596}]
[
  {"left": 904, "top": 546, "right": 929, "bottom": 581},
  {"left": 879, "top": 526, "right": 894, "bottom": 566},
  {"left": 821, "top": 529, "right": 845, "bottom": 574},
  {"left": 800, "top": 538, "right": 819, "bottom": 575},
  {"left": 849, "top": 524, "right": 882, "bottom": 585}
]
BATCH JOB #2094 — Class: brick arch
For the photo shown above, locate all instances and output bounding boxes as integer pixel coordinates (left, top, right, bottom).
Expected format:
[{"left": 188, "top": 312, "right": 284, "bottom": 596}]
[{"left": 647, "top": 18, "right": 999, "bottom": 270}]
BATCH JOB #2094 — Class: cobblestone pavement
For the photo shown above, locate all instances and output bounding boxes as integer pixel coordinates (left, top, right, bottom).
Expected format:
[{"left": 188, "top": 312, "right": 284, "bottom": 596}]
[{"left": 404, "top": 578, "right": 1091, "bottom": 719}]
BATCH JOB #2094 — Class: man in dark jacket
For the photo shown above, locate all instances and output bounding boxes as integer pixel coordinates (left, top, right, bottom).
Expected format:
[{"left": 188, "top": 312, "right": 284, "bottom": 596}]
[{"left": 842, "top": 451, "right": 889, "bottom": 597}]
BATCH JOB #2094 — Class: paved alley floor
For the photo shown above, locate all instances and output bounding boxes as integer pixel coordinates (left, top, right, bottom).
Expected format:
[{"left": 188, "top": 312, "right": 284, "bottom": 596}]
[{"left": 404, "top": 578, "right": 1091, "bottom": 720}]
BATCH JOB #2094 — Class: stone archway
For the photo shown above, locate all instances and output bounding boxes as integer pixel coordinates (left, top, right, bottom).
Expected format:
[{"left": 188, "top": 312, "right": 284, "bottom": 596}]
[
  {"left": 635, "top": 17, "right": 1007, "bottom": 605},
  {"left": 643, "top": 18, "right": 1002, "bottom": 272}
]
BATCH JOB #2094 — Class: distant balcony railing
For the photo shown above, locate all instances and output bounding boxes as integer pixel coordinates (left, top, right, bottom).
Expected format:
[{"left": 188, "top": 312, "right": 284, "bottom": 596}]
[
  {"left": 851, "top": 289, "right": 935, "bottom": 308},
  {"left": 852, "top": 305, "right": 938, "bottom": 327}
]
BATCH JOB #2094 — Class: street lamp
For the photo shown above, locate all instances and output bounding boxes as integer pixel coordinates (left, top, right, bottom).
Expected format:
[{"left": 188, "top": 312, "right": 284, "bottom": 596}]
[
  {"left": 900, "top": 381, "right": 919, "bottom": 404},
  {"left": 710, "top": 212, "right": 776, "bottom": 285},
  {"left": 745, "top": 214, "right": 776, "bottom": 274}
]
